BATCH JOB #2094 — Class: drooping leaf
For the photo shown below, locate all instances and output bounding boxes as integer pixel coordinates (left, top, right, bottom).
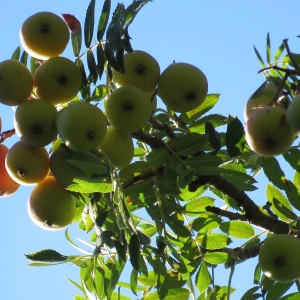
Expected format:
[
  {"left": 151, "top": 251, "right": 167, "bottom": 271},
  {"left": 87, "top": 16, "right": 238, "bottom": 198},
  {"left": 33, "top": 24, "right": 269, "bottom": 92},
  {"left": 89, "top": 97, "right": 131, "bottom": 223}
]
[
  {"left": 25, "top": 249, "right": 67, "bottom": 262},
  {"left": 195, "top": 262, "right": 211, "bottom": 294},
  {"left": 129, "top": 234, "right": 140, "bottom": 270},
  {"left": 97, "top": 0, "right": 111, "bottom": 41},
  {"left": 283, "top": 148, "right": 300, "bottom": 172},
  {"left": 260, "top": 156, "right": 286, "bottom": 190},
  {"left": 11, "top": 46, "right": 21, "bottom": 60},
  {"left": 266, "top": 184, "right": 296, "bottom": 221},
  {"left": 225, "top": 116, "right": 245, "bottom": 157},
  {"left": 84, "top": 0, "right": 96, "bottom": 48},
  {"left": 220, "top": 221, "right": 255, "bottom": 239}
]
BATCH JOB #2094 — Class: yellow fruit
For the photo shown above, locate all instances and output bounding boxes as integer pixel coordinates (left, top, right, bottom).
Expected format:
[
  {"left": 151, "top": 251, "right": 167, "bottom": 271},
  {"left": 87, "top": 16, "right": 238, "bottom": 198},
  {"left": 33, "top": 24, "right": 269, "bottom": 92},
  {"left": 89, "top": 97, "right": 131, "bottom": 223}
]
[
  {"left": 20, "top": 11, "right": 70, "bottom": 60},
  {"left": 112, "top": 50, "right": 160, "bottom": 92},
  {"left": 5, "top": 140, "right": 49, "bottom": 185},
  {"left": 27, "top": 176, "right": 76, "bottom": 231},
  {"left": 245, "top": 106, "right": 295, "bottom": 156},
  {"left": 157, "top": 62, "right": 208, "bottom": 112},
  {"left": 99, "top": 126, "right": 134, "bottom": 169},
  {"left": 0, "top": 59, "right": 33, "bottom": 106},
  {"left": 33, "top": 57, "right": 82, "bottom": 105}
]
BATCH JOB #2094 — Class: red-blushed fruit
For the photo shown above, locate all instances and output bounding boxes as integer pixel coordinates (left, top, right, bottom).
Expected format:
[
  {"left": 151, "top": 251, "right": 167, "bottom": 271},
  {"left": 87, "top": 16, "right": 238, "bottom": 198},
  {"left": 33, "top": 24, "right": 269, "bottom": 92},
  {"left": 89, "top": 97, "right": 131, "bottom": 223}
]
[
  {"left": 245, "top": 106, "right": 295, "bottom": 156},
  {"left": 20, "top": 11, "right": 70, "bottom": 60},
  {"left": 27, "top": 176, "right": 76, "bottom": 231},
  {"left": 0, "top": 144, "right": 20, "bottom": 197},
  {"left": 33, "top": 57, "right": 82, "bottom": 105},
  {"left": 5, "top": 140, "right": 50, "bottom": 185},
  {"left": 0, "top": 59, "right": 33, "bottom": 106}
]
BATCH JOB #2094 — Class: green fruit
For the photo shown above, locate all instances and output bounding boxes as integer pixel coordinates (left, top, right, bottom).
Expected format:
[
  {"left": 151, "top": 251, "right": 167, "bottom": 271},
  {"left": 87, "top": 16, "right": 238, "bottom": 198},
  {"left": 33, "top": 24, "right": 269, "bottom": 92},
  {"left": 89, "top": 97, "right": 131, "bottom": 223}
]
[
  {"left": 5, "top": 140, "right": 49, "bottom": 185},
  {"left": 259, "top": 234, "right": 300, "bottom": 282},
  {"left": 99, "top": 126, "right": 134, "bottom": 169},
  {"left": 50, "top": 143, "right": 103, "bottom": 187},
  {"left": 14, "top": 99, "right": 58, "bottom": 146},
  {"left": 245, "top": 106, "right": 295, "bottom": 157},
  {"left": 33, "top": 57, "right": 82, "bottom": 105},
  {"left": 20, "top": 11, "right": 70, "bottom": 60},
  {"left": 112, "top": 50, "right": 160, "bottom": 92},
  {"left": 0, "top": 59, "right": 33, "bottom": 106},
  {"left": 105, "top": 86, "right": 152, "bottom": 133},
  {"left": 244, "top": 81, "right": 279, "bottom": 121},
  {"left": 287, "top": 94, "right": 300, "bottom": 134},
  {"left": 157, "top": 62, "right": 208, "bottom": 112},
  {"left": 56, "top": 101, "right": 107, "bottom": 152},
  {"left": 27, "top": 176, "right": 76, "bottom": 231}
]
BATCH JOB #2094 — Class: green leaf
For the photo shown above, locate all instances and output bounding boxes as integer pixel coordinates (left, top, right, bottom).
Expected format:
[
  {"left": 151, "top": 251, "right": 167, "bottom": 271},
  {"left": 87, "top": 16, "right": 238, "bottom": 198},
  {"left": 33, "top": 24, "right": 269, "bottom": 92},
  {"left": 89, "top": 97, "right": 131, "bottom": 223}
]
[
  {"left": 97, "top": 0, "right": 111, "bottom": 41},
  {"left": 11, "top": 46, "right": 21, "bottom": 60},
  {"left": 164, "top": 288, "right": 191, "bottom": 300},
  {"left": 96, "top": 43, "right": 105, "bottom": 79},
  {"left": 274, "top": 40, "right": 286, "bottom": 62},
  {"left": 91, "top": 84, "right": 107, "bottom": 101},
  {"left": 266, "top": 281, "right": 294, "bottom": 300},
  {"left": 283, "top": 179, "right": 300, "bottom": 211},
  {"left": 25, "top": 249, "right": 67, "bottom": 262},
  {"left": 87, "top": 50, "right": 98, "bottom": 84},
  {"left": 225, "top": 116, "right": 245, "bottom": 157},
  {"left": 197, "top": 233, "right": 230, "bottom": 249},
  {"left": 167, "top": 132, "right": 207, "bottom": 156},
  {"left": 192, "top": 213, "right": 222, "bottom": 233},
  {"left": 130, "top": 269, "right": 138, "bottom": 295},
  {"left": 190, "top": 113, "right": 228, "bottom": 134},
  {"left": 195, "top": 262, "right": 211, "bottom": 294},
  {"left": 220, "top": 221, "right": 255, "bottom": 239},
  {"left": 266, "top": 32, "right": 271, "bottom": 64},
  {"left": 254, "top": 45, "right": 265, "bottom": 69},
  {"left": 283, "top": 148, "right": 300, "bottom": 172},
  {"left": 203, "top": 252, "right": 229, "bottom": 265},
  {"left": 260, "top": 156, "right": 286, "bottom": 189},
  {"left": 129, "top": 234, "right": 140, "bottom": 270},
  {"left": 205, "top": 121, "right": 221, "bottom": 150},
  {"left": 84, "top": 0, "right": 96, "bottom": 48},
  {"left": 123, "top": 0, "right": 152, "bottom": 28},
  {"left": 180, "top": 94, "right": 220, "bottom": 124},
  {"left": 184, "top": 196, "right": 215, "bottom": 215},
  {"left": 266, "top": 184, "right": 296, "bottom": 221},
  {"left": 186, "top": 155, "right": 222, "bottom": 175},
  {"left": 240, "top": 286, "right": 260, "bottom": 300},
  {"left": 67, "top": 178, "right": 113, "bottom": 193},
  {"left": 280, "top": 292, "right": 300, "bottom": 300}
]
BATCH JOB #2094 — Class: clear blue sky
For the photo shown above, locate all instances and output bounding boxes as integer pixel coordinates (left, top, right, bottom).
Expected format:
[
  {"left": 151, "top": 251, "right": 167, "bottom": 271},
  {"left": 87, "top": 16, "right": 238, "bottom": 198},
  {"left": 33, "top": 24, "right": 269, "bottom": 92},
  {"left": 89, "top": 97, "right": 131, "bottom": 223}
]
[{"left": 0, "top": 1, "right": 299, "bottom": 299}]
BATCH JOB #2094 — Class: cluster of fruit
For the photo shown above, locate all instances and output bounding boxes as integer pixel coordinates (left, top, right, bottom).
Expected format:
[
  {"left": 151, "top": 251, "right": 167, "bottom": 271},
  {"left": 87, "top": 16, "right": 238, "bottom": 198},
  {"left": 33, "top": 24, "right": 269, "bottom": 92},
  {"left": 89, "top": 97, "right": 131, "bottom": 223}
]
[
  {"left": 244, "top": 80, "right": 300, "bottom": 156},
  {"left": 0, "top": 11, "right": 208, "bottom": 231}
]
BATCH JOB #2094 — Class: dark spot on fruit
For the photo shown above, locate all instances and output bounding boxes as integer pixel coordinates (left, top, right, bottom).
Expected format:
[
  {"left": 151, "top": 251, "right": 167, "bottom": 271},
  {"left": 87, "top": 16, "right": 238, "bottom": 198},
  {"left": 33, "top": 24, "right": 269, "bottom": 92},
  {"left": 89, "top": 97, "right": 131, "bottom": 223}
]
[
  {"left": 274, "top": 255, "right": 285, "bottom": 267},
  {"left": 17, "top": 168, "right": 25, "bottom": 178},
  {"left": 32, "top": 123, "right": 43, "bottom": 135},
  {"left": 87, "top": 130, "right": 95, "bottom": 141},
  {"left": 40, "top": 23, "right": 50, "bottom": 34},
  {"left": 45, "top": 220, "right": 53, "bottom": 227},
  {"left": 57, "top": 74, "right": 68, "bottom": 85},
  {"left": 134, "top": 63, "right": 147, "bottom": 76},
  {"left": 122, "top": 102, "right": 134, "bottom": 111},
  {"left": 264, "top": 137, "right": 276, "bottom": 149},
  {"left": 185, "top": 91, "right": 196, "bottom": 102}
]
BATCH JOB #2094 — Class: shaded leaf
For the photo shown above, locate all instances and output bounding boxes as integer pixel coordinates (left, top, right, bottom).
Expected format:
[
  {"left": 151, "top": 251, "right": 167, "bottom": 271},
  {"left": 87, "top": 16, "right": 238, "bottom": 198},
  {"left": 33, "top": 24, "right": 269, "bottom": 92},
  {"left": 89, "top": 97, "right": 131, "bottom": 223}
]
[
  {"left": 87, "top": 50, "right": 98, "bottom": 83},
  {"left": 25, "top": 249, "right": 67, "bottom": 262},
  {"left": 240, "top": 286, "right": 260, "bottom": 300},
  {"left": 205, "top": 121, "right": 221, "bottom": 150},
  {"left": 11, "top": 46, "right": 21, "bottom": 60},
  {"left": 84, "top": 0, "right": 96, "bottom": 47},
  {"left": 266, "top": 281, "right": 293, "bottom": 300},
  {"left": 266, "top": 184, "right": 295, "bottom": 221},
  {"left": 283, "top": 148, "right": 300, "bottom": 172},
  {"left": 260, "top": 156, "right": 286, "bottom": 190},
  {"left": 97, "top": 0, "right": 111, "bottom": 41},
  {"left": 129, "top": 234, "right": 140, "bottom": 270},
  {"left": 254, "top": 45, "right": 265, "bottom": 69},
  {"left": 225, "top": 116, "right": 245, "bottom": 157}
]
